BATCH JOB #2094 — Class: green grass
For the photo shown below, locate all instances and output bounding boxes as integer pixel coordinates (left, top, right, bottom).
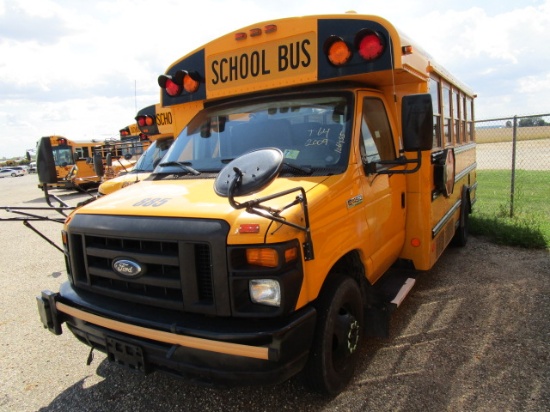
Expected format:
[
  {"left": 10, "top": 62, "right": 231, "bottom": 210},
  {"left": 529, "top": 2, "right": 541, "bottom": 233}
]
[{"left": 471, "top": 170, "right": 550, "bottom": 249}]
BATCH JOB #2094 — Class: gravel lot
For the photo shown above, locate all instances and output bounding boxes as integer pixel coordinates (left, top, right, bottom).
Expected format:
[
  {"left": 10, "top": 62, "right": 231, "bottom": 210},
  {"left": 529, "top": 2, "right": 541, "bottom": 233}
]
[{"left": 0, "top": 174, "right": 549, "bottom": 412}]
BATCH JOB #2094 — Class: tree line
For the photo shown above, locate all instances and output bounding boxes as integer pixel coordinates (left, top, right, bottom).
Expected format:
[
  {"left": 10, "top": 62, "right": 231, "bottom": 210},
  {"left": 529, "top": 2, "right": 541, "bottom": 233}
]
[{"left": 506, "top": 117, "right": 549, "bottom": 127}]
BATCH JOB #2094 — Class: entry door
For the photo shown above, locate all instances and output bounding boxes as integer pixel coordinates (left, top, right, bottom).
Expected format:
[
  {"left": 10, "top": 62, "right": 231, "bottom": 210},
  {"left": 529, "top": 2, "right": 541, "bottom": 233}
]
[{"left": 358, "top": 93, "right": 406, "bottom": 280}]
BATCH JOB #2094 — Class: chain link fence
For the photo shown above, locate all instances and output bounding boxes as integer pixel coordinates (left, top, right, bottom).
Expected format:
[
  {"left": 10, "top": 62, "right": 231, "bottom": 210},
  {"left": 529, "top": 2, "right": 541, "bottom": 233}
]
[{"left": 475, "top": 113, "right": 550, "bottom": 218}]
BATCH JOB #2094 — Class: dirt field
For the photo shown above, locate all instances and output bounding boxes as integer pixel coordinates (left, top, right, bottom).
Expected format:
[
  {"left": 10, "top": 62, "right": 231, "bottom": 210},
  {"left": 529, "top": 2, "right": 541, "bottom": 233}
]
[
  {"left": 0, "top": 174, "right": 548, "bottom": 412},
  {"left": 476, "top": 139, "right": 550, "bottom": 170}
]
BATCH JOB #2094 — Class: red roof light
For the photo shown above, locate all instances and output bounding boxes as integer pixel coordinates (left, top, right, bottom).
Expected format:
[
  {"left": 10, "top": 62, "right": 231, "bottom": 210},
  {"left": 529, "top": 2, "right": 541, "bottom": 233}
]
[
  {"left": 158, "top": 74, "right": 182, "bottom": 97},
  {"left": 356, "top": 30, "right": 385, "bottom": 61}
]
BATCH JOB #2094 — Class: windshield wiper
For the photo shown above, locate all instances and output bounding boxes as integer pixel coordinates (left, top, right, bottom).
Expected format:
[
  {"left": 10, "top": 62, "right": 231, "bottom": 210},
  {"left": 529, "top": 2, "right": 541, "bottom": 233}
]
[
  {"left": 159, "top": 161, "right": 201, "bottom": 176},
  {"left": 222, "top": 158, "right": 312, "bottom": 175},
  {"left": 282, "top": 161, "right": 312, "bottom": 175}
]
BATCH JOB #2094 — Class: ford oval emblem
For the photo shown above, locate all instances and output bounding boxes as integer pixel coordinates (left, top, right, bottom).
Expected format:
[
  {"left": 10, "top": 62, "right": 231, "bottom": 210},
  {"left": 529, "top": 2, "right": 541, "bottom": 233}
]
[{"left": 112, "top": 258, "right": 143, "bottom": 278}]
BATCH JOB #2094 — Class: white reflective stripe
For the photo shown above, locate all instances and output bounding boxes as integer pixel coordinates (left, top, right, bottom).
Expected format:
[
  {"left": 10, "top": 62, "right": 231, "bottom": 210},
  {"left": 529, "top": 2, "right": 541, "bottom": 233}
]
[
  {"left": 391, "top": 278, "right": 416, "bottom": 307},
  {"left": 56, "top": 302, "right": 270, "bottom": 360}
]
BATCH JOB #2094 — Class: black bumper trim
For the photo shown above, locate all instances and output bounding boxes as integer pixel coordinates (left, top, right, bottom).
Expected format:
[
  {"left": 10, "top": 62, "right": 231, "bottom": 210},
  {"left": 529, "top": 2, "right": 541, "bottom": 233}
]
[{"left": 37, "top": 288, "right": 317, "bottom": 386}]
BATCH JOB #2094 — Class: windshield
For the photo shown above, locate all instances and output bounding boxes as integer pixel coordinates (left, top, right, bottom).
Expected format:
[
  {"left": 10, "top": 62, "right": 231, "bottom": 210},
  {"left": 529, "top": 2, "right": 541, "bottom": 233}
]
[
  {"left": 156, "top": 94, "right": 351, "bottom": 177},
  {"left": 52, "top": 146, "right": 74, "bottom": 166},
  {"left": 133, "top": 137, "right": 174, "bottom": 172}
]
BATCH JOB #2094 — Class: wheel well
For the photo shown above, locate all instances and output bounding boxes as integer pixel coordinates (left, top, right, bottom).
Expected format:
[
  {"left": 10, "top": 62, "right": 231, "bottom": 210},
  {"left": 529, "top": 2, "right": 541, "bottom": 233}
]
[
  {"left": 317, "top": 250, "right": 389, "bottom": 338},
  {"left": 323, "top": 250, "right": 373, "bottom": 307}
]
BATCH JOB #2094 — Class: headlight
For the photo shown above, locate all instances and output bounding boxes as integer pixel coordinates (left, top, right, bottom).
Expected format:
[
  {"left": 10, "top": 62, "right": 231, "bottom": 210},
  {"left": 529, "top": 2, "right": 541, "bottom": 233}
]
[{"left": 249, "top": 279, "right": 281, "bottom": 307}]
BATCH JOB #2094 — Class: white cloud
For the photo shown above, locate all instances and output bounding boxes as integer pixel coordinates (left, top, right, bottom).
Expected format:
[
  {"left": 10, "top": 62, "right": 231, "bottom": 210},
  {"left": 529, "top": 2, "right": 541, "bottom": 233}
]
[
  {"left": 1, "top": 0, "right": 550, "bottom": 158},
  {"left": 517, "top": 73, "right": 550, "bottom": 93}
]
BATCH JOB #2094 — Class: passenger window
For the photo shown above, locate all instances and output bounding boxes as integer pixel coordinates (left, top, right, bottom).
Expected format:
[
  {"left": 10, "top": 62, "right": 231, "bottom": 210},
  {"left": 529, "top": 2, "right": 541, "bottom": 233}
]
[{"left": 360, "top": 98, "right": 396, "bottom": 165}]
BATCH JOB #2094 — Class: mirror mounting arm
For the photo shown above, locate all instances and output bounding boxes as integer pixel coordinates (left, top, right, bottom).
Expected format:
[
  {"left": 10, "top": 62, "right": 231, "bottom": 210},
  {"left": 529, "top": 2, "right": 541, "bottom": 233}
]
[
  {"left": 369, "top": 150, "right": 423, "bottom": 175},
  {"left": 228, "top": 167, "right": 314, "bottom": 261}
]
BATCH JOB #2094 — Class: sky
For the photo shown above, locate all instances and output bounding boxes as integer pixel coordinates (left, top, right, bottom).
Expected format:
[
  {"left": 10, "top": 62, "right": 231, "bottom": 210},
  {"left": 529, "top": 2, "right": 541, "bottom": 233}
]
[{"left": 1, "top": 0, "right": 549, "bottom": 159}]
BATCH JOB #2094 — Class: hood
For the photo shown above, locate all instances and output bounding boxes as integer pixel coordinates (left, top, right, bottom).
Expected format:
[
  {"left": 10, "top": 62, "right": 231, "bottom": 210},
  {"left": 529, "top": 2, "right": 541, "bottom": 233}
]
[{"left": 77, "top": 176, "right": 330, "bottom": 219}]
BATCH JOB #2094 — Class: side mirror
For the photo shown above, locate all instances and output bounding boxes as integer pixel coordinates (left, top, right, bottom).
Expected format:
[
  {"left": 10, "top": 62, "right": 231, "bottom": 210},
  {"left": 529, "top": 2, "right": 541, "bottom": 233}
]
[
  {"left": 402, "top": 94, "right": 433, "bottom": 152},
  {"left": 93, "top": 152, "right": 104, "bottom": 177},
  {"left": 214, "top": 148, "right": 283, "bottom": 197},
  {"left": 36, "top": 137, "right": 58, "bottom": 184},
  {"left": 106, "top": 153, "right": 113, "bottom": 167}
]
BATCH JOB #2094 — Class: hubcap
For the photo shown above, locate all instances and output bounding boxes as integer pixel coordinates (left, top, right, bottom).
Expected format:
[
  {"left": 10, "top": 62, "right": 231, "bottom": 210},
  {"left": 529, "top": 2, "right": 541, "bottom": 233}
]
[{"left": 347, "top": 319, "right": 360, "bottom": 353}]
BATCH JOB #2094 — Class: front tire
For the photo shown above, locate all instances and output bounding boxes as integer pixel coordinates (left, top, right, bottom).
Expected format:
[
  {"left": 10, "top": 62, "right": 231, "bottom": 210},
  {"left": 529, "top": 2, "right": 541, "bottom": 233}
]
[{"left": 305, "top": 275, "right": 364, "bottom": 395}]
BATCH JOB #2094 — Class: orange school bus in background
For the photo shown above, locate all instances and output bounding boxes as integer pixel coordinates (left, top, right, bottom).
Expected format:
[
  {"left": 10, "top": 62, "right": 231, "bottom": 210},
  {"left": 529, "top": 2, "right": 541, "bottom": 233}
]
[
  {"left": 37, "top": 136, "right": 100, "bottom": 190},
  {"left": 74, "top": 127, "right": 152, "bottom": 188},
  {"left": 98, "top": 104, "right": 175, "bottom": 196},
  {"left": 37, "top": 13, "right": 476, "bottom": 395}
]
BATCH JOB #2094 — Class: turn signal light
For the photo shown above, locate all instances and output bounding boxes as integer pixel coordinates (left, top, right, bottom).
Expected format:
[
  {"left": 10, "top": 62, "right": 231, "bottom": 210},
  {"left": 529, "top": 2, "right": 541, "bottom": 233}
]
[
  {"left": 246, "top": 248, "right": 279, "bottom": 268},
  {"left": 284, "top": 246, "right": 298, "bottom": 263}
]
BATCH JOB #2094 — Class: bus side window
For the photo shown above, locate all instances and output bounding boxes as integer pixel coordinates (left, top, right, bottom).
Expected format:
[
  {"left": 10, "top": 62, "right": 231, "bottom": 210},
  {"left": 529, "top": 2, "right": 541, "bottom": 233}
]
[{"left": 360, "top": 98, "right": 396, "bottom": 165}]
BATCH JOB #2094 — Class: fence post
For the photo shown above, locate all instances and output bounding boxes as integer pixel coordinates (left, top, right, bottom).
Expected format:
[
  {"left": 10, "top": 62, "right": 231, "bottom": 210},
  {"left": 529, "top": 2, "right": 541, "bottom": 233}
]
[{"left": 510, "top": 115, "right": 518, "bottom": 218}]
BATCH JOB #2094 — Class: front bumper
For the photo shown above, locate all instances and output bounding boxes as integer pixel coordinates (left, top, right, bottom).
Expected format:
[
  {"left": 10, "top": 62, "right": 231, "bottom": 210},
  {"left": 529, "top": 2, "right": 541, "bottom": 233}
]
[{"left": 37, "top": 283, "right": 317, "bottom": 386}]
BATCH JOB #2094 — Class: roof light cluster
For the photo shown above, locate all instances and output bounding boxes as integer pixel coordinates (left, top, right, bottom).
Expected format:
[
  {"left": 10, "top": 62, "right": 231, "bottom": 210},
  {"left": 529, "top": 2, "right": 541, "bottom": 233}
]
[
  {"left": 235, "top": 24, "right": 277, "bottom": 41},
  {"left": 119, "top": 127, "right": 131, "bottom": 138},
  {"left": 324, "top": 29, "right": 386, "bottom": 66},
  {"left": 158, "top": 70, "right": 201, "bottom": 97},
  {"left": 136, "top": 114, "right": 154, "bottom": 128}
]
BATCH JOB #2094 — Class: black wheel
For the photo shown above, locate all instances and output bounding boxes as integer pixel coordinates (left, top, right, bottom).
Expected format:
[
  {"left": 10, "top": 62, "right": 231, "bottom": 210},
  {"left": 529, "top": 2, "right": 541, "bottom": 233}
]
[{"left": 305, "top": 275, "right": 364, "bottom": 395}]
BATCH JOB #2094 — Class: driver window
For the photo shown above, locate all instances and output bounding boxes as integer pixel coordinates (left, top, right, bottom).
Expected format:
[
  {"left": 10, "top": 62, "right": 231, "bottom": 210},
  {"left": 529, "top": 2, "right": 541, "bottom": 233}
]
[{"left": 360, "top": 98, "right": 396, "bottom": 165}]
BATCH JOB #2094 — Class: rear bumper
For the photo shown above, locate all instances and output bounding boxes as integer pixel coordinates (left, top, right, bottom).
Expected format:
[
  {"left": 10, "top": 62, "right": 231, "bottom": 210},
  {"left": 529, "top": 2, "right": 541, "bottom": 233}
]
[
  {"left": 38, "top": 181, "right": 75, "bottom": 190},
  {"left": 37, "top": 284, "right": 317, "bottom": 386}
]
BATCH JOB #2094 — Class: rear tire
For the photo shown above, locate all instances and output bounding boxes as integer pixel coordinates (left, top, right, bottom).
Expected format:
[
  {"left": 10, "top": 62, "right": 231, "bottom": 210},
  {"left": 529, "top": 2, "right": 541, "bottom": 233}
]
[{"left": 305, "top": 275, "right": 364, "bottom": 395}]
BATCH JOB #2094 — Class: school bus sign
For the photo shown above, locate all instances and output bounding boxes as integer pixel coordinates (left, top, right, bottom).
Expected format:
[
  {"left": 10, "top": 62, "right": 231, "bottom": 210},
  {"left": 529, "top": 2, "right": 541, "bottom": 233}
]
[{"left": 206, "top": 33, "right": 318, "bottom": 97}]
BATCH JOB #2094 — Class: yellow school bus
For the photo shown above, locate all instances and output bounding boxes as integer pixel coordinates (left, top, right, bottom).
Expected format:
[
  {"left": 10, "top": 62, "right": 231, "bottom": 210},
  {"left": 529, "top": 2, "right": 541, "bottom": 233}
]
[
  {"left": 98, "top": 104, "right": 175, "bottom": 196},
  {"left": 72, "top": 126, "right": 152, "bottom": 188},
  {"left": 37, "top": 136, "right": 101, "bottom": 190},
  {"left": 37, "top": 13, "right": 476, "bottom": 395}
]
